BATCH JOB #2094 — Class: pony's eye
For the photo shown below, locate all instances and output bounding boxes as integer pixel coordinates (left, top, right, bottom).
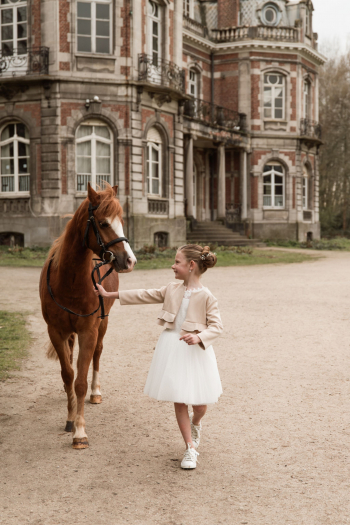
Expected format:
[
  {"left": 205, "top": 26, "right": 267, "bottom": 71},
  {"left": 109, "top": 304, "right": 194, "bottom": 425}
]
[{"left": 99, "top": 222, "right": 110, "bottom": 229}]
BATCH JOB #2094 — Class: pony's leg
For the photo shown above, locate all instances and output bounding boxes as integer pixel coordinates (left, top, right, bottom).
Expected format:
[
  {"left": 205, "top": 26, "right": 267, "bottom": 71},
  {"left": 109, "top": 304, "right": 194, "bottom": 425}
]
[
  {"left": 90, "top": 319, "right": 108, "bottom": 404},
  {"left": 48, "top": 327, "right": 77, "bottom": 432},
  {"left": 72, "top": 330, "right": 98, "bottom": 449}
]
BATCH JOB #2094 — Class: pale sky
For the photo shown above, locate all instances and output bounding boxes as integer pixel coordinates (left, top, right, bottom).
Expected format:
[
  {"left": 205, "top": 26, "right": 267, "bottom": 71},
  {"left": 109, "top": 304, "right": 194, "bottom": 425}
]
[{"left": 313, "top": 0, "right": 350, "bottom": 55}]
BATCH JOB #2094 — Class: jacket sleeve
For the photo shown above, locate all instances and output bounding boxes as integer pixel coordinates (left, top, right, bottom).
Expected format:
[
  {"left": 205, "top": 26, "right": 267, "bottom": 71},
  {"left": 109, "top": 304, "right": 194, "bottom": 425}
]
[
  {"left": 119, "top": 285, "right": 167, "bottom": 305},
  {"left": 197, "top": 296, "right": 223, "bottom": 350}
]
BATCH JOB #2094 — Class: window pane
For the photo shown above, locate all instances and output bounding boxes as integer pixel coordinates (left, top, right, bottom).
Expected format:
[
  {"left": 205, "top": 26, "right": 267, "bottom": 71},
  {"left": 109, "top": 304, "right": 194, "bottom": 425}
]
[
  {"left": 96, "top": 157, "right": 110, "bottom": 174},
  {"left": 2, "top": 25, "right": 13, "bottom": 40},
  {"left": 77, "top": 141, "right": 91, "bottom": 155},
  {"left": 274, "top": 165, "right": 283, "bottom": 173},
  {"left": 152, "top": 148, "right": 158, "bottom": 162},
  {"left": 19, "top": 174, "right": 29, "bottom": 191},
  {"left": 77, "top": 125, "right": 92, "bottom": 138},
  {"left": 94, "top": 126, "right": 110, "bottom": 138},
  {"left": 263, "top": 166, "right": 272, "bottom": 173},
  {"left": 275, "top": 196, "right": 283, "bottom": 207},
  {"left": 1, "top": 8, "right": 12, "bottom": 24},
  {"left": 2, "top": 42, "right": 13, "bottom": 56},
  {"left": 263, "top": 173, "right": 271, "bottom": 182},
  {"left": 77, "top": 2, "right": 91, "bottom": 18},
  {"left": 1, "top": 143, "right": 14, "bottom": 158},
  {"left": 96, "top": 141, "right": 110, "bottom": 156},
  {"left": 96, "top": 38, "right": 109, "bottom": 53},
  {"left": 152, "top": 162, "right": 159, "bottom": 179},
  {"left": 16, "top": 123, "right": 28, "bottom": 138},
  {"left": 18, "top": 142, "right": 29, "bottom": 157},
  {"left": 96, "top": 20, "right": 109, "bottom": 36},
  {"left": 1, "top": 175, "right": 14, "bottom": 191},
  {"left": 1, "top": 158, "right": 14, "bottom": 174},
  {"left": 77, "top": 174, "right": 91, "bottom": 191},
  {"left": 275, "top": 109, "right": 283, "bottom": 119},
  {"left": 263, "top": 184, "right": 271, "bottom": 196},
  {"left": 269, "top": 75, "right": 278, "bottom": 84},
  {"left": 17, "top": 22, "right": 26, "bottom": 38},
  {"left": 17, "top": 6, "right": 26, "bottom": 21},
  {"left": 275, "top": 185, "right": 283, "bottom": 195},
  {"left": 152, "top": 20, "right": 158, "bottom": 36},
  {"left": 17, "top": 40, "right": 27, "bottom": 54},
  {"left": 78, "top": 36, "right": 91, "bottom": 52},
  {"left": 96, "top": 3, "right": 109, "bottom": 19},
  {"left": 77, "top": 156, "right": 91, "bottom": 174},
  {"left": 78, "top": 19, "right": 91, "bottom": 35},
  {"left": 275, "top": 175, "right": 283, "bottom": 184},
  {"left": 275, "top": 97, "right": 283, "bottom": 108},
  {"left": 152, "top": 178, "right": 159, "bottom": 194},
  {"left": 263, "top": 195, "right": 271, "bottom": 206},
  {"left": 18, "top": 157, "right": 28, "bottom": 174}
]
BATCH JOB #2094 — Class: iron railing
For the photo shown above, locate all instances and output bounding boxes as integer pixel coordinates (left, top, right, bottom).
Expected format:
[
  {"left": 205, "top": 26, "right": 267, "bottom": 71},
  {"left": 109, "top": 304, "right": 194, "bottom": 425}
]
[
  {"left": 184, "top": 97, "right": 242, "bottom": 131},
  {"left": 211, "top": 25, "right": 298, "bottom": 43},
  {"left": 300, "top": 119, "right": 322, "bottom": 140},
  {"left": 138, "top": 54, "right": 185, "bottom": 93},
  {"left": 148, "top": 199, "right": 169, "bottom": 215},
  {"left": 0, "top": 47, "right": 49, "bottom": 76}
]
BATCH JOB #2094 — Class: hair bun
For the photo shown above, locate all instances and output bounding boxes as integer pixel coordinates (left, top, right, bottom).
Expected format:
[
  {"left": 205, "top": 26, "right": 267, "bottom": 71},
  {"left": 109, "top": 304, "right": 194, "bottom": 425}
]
[{"left": 201, "top": 246, "right": 217, "bottom": 269}]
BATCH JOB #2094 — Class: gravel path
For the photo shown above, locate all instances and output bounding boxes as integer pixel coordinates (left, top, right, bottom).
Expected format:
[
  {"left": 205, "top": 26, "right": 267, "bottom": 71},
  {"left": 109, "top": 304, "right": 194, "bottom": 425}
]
[{"left": 1, "top": 251, "right": 350, "bottom": 525}]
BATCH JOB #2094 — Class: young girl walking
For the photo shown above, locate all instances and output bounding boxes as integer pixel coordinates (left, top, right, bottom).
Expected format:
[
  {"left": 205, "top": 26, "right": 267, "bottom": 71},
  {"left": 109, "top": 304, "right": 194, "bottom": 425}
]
[{"left": 94, "top": 244, "right": 223, "bottom": 469}]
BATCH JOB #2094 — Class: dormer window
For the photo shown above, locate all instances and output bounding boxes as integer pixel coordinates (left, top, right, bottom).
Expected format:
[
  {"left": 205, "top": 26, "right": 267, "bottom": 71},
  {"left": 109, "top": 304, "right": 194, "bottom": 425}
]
[
  {"left": 262, "top": 3, "right": 279, "bottom": 26},
  {"left": 305, "top": 8, "right": 310, "bottom": 35}
]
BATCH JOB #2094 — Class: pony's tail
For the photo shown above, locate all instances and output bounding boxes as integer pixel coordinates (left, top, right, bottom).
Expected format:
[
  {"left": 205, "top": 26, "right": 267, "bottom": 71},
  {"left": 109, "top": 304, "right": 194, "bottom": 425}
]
[{"left": 46, "top": 333, "right": 76, "bottom": 362}]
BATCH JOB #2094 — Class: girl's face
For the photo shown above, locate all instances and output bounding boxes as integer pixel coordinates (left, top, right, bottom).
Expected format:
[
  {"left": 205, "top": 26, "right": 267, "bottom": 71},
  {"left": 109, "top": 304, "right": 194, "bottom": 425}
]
[{"left": 172, "top": 250, "right": 192, "bottom": 280}]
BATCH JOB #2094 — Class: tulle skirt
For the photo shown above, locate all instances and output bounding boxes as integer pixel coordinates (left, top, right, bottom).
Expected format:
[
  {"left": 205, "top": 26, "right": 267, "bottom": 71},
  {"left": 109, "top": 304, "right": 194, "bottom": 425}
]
[{"left": 144, "top": 328, "right": 223, "bottom": 405}]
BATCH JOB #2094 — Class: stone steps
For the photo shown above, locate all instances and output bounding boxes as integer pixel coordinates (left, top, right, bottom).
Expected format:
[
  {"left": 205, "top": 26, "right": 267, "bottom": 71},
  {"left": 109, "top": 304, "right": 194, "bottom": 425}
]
[{"left": 187, "top": 221, "right": 264, "bottom": 247}]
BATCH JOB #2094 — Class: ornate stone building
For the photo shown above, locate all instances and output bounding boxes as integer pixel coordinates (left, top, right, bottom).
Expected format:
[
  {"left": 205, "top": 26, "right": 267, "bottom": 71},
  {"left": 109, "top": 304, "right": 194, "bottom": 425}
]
[{"left": 0, "top": 0, "right": 325, "bottom": 247}]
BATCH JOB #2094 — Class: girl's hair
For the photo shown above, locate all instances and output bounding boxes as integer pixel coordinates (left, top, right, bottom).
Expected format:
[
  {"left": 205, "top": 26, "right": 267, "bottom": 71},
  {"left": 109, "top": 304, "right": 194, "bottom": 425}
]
[{"left": 178, "top": 244, "right": 217, "bottom": 274}]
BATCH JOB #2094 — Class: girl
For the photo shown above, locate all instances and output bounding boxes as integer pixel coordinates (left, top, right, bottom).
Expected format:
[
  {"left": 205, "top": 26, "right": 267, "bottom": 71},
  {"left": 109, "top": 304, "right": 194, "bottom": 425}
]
[{"left": 94, "top": 244, "right": 223, "bottom": 469}]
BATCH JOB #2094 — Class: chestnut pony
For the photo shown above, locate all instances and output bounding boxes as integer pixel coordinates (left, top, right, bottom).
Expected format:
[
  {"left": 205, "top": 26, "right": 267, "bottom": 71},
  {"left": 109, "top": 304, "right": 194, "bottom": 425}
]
[{"left": 39, "top": 183, "right": 137, "bottom": 449}]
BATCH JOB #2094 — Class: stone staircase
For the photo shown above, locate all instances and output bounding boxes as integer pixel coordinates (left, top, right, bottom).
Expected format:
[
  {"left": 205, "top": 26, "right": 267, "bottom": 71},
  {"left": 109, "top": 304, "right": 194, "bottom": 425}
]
[{"left": 187, "top": 221, "right": 264, "bottom": 247}]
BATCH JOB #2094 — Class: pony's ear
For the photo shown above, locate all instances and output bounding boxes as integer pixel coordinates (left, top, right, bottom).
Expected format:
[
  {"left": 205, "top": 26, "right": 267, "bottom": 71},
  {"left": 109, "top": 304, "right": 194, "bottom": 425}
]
[
  {"left": 87, "top": 183, "right": 100, "bottom": 206},
  {"left": 112, "top": 185, "right": 118, "bottom": 196}
]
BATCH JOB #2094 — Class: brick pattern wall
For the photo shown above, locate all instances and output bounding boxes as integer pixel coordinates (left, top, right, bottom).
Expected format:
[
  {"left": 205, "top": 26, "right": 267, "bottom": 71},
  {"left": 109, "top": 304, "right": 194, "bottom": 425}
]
[
  {"left": 31, "top": 0, "right": 41, "bottom": 47},
  {"left": 217, "top": 0, "right": 238, "bottom": 28},
  {"left": 121, "top": 0, "right": 131, "bottom": 58},
  {"left": 59, "top": 0, "right": 70, "bottom": 53},
  {"left": 61, "top": 144, "right": 67, "bottom": 194},
  {"left": 61, "top": 102, "right": 82, "bottom": 126}
]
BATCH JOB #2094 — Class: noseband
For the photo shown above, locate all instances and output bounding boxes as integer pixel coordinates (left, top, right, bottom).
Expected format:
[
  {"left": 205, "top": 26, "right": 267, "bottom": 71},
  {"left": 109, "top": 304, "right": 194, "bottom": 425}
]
[{"left": 47, "top": 201, "right": 130, "bottom": 320}]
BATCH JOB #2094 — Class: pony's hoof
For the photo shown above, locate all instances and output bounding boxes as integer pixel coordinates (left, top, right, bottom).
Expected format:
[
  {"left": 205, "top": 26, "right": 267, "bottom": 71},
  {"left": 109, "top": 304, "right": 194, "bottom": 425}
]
[
  {"left": 72, "top": 438, "right": 89, "bottom": 449},
  {"left": 65, "top": 420, "right": 74, "bottom": 432},
  {"left": 90, "top": 395, "right": 102, "bottom": 404}
]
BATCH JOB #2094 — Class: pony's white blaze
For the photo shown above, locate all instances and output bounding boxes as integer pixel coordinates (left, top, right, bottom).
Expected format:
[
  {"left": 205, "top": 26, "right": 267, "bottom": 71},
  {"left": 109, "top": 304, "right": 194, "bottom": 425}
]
[
  {"left": 107, "top": 216, "right": 137, "bottom": 266},
  {"left": 91, "top": 370, "right": 101, "bottom": 396}
]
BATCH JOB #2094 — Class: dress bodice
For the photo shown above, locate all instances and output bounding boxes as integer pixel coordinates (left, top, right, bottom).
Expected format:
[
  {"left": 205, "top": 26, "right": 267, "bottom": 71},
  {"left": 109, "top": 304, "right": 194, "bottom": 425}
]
[{"left": 172, "top": 287, "right": 204, "bottom": 333}]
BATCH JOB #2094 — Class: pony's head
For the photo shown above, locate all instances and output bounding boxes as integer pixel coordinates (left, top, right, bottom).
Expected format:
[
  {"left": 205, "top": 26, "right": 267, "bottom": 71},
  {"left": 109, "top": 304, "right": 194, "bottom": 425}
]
[{"left": 86, "top": 183, "right": 137, "bottom": 273}]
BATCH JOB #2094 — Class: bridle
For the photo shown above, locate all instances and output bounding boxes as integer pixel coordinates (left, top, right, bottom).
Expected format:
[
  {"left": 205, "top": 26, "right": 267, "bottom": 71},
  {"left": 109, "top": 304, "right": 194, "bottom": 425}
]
[{"left": 47, "top": 201, "right": 130, "bottom": 320}]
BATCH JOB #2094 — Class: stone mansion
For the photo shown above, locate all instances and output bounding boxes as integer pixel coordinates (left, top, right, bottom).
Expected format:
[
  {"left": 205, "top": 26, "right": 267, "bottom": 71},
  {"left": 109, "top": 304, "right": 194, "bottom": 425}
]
[{"left": 0, "top": 0, "right": 325, "bottom": 247}]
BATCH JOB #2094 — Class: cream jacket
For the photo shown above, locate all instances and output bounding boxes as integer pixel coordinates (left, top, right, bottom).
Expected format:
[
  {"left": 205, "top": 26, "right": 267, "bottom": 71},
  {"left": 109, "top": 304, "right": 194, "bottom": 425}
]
[{"left": 118, "top": 282, "right": 223, "bottom": 350}]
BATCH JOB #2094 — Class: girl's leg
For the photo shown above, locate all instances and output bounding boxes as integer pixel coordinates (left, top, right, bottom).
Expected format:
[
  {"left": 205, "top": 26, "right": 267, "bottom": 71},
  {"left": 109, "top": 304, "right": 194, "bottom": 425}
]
[
  {"left": 192, "top": 404, "right": 207, "bottom": 426},
  {"left": 174, "top": 403, "right": 194, "bottom": 448}
]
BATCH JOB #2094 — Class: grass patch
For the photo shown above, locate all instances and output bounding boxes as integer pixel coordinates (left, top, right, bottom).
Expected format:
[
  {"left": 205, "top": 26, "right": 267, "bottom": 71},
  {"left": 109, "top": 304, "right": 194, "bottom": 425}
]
[
  {"left": 0, "top": 310, "right": 32, "bottom": 381},
  {"left": 265, "top": 237, "right": 350, "bottom": 251},
  {"left": 0, "top": 244, "right": 315, "bottom": 271}
]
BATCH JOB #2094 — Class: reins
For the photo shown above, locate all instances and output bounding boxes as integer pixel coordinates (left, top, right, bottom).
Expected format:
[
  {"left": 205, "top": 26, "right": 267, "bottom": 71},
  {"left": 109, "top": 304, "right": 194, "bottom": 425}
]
[{"left": 47, "top": 201, "right": 129, "bottom": 320}]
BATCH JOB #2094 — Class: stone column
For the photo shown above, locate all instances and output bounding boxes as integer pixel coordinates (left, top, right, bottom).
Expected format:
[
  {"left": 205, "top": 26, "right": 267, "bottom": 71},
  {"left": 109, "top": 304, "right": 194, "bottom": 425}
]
[
  {"left": 217, "top": 143, "right": 226, "bottom": 220},
  {"left": 185, "top": 135, "right": 194, "bottom": 218},
  {"left": 241, "top": 149, "right": 247, "bottom": 220}
]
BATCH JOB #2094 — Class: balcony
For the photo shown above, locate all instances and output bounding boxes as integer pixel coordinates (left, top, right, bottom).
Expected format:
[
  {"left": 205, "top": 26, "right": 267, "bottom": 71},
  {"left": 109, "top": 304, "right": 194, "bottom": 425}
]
[
  {"left": 211, "top": 25, "right": 298, "bottom": 44},
  {"left": 184, "top": 97, "right": 245, "bottom": 132},
  {"left": 300, "top": 119, "right": 322, "bottom": 140},
  {"left": 0, "top": 47, "right": 49, "bottom": 77},
  {"left": 148, "top": 199, "right": 169, "bottom": 215},
  {"left": 183, "top": 15, "right": 207, "bottom": 38},
  {"left": 138, "top": 54, "right": 185, "bottom": 94}
]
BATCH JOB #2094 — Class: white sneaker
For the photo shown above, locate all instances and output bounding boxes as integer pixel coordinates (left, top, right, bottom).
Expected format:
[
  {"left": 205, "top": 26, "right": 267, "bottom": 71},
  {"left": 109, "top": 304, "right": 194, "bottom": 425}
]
[
  {"left": 181, "top": 443, "right": 199, "bottom": 469},
  {"left": 190, "top": 413, "right": 202, "bottom": 449}
]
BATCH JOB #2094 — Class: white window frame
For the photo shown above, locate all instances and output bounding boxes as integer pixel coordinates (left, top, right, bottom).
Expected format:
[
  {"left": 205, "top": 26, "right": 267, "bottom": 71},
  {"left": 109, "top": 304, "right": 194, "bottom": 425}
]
[
  {"left": 263, "top": 163, "right": 285, "bottom": 209},
  {"left": 183, "top": 0, "right": 194, "bottom": 18},
  {"left": 302, "top": 176, "right": 308, "bottom": 210},
  {"left": 189, "top": 69, "right": 198, "bottom": 98},
  {"left": 303, "top": 80, "right": 310, "bottom": 119},
  {"left": 263, "top": 73, "right": 285, "bottom": 120},
  {"left": 77, "top": 0, "right": 112, "bottom": 55},
  {"left": 147, "top": 0, "right": 162, "bottom": 64},
  {"left": 76, "top": 121, "right": 113, "bottom": 193},
  {"left": 305, "top": 8, "right": 310, "bottom": 36},
  {"left": 262, "top": 4, "right": 278, "bottom": 26},
  {"left": 0, "top": 122, "right": 30, "bottom": 196},
  {"left": 147, "top": 140, "right": 162, "bottom": 197},
  {"left": 0, "top": 0, "right": 27, "bottom": 57}
]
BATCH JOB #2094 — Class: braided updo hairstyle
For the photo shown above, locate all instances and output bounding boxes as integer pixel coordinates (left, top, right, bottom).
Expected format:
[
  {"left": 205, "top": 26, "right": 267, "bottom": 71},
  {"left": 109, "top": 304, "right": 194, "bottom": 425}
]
[{"left": 178, "top": 244, "right": 217, "bottom": 274}]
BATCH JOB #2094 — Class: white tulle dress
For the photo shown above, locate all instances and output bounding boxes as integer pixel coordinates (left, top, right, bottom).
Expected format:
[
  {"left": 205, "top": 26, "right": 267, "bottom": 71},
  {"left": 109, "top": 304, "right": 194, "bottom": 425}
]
[{"left": 143, "top": 287, "right": 223, "bottom": 405}]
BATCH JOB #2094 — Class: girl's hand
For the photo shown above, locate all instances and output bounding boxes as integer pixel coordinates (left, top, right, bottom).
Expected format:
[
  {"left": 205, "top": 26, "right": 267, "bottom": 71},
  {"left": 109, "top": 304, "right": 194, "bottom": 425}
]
[
  {"left": 93, "top": 283, "right": 109, "bottom": 297},
  {"left": 179, "top": 334, "right": 201, "bottom": 346}
]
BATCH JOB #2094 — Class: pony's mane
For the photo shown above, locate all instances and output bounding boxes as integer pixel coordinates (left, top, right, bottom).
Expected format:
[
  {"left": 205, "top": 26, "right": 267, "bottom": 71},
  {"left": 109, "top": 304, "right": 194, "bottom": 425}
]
[{"left": 48, "top": 183, "right": 122, "bottom": 268}]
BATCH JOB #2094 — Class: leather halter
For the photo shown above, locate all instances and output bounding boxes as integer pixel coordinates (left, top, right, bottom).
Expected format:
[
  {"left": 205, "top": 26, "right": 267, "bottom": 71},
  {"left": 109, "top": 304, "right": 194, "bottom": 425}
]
[{"left": 47, "top": 201, "right": 130, "bottom": 320}]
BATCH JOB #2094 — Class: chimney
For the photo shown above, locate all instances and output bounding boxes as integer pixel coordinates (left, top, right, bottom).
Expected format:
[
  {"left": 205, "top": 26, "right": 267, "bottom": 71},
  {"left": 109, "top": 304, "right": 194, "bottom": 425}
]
[{"left": 217, "top": 0, "right": 239, "bottom": 28}]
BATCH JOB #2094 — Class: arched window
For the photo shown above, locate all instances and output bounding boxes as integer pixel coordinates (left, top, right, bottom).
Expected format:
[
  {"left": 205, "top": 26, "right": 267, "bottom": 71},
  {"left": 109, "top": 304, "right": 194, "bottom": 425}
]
[
  {"left": 262, "top": 3, "right": 279, "bottom": 26},
  {"left": 77, "top": 0, "right": 112, "bottom": 54},
  {"left": 263, "top": 73, "right": 285, "bottom": 120},
  {"left": 147, "top": 127, "right": 162, "bottom": 196},
  {"left": 303, "top": 80, "right": 311, "bottom": 119},
  {"left": 0, "top": 122, "right": 29, "bottom": 194},
  {"left": 148, "top": 0, "right": 161, "bottom": 64},
  {"left": 76, "top": 121, "right": 112, "bottom": 192},
  {"left": 0, "top": 0, "right": 27, "bottom": 57},
  {"left": 263, "top": 163, "right": 284, "bottom": 209}
]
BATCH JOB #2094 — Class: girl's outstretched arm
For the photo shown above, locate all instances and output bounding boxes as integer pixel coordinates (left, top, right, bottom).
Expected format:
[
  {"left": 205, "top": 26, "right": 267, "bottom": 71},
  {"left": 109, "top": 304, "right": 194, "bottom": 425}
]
[{"left": 93, "top": 283, "right": 119, "bottom": 299}]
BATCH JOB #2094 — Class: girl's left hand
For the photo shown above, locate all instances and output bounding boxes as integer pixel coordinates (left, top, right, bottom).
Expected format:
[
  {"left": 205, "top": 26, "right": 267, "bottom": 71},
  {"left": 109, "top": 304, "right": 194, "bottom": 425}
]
[{"left": 180, "top": 334, "right": 201, "bottom": 345}]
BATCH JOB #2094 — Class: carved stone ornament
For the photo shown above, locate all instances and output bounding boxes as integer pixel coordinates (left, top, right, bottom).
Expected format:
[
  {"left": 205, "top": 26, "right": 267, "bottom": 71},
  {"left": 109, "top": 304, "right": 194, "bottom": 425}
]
[{"left": 0, "top": 83, "right": 29, "bottom": 100}]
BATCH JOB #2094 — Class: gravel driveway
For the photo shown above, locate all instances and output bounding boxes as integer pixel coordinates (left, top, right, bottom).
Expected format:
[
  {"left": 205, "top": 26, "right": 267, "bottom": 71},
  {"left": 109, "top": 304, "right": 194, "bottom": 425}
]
[{"left": 1, "top": 251, "right": 350, "bottom": 525}]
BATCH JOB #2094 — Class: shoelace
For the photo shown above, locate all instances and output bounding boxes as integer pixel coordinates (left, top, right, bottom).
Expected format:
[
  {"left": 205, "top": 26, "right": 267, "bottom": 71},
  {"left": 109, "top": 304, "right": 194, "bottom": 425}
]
[{"left": 183, "top": 444, "right": 199, "bottom": 462}]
